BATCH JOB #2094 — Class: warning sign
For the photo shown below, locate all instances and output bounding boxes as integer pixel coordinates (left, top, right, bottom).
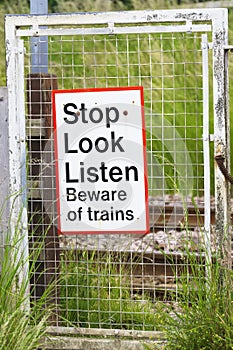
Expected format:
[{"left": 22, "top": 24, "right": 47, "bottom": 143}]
[{"left": 52, "top": 86, "right": 149, "bottom": 234}]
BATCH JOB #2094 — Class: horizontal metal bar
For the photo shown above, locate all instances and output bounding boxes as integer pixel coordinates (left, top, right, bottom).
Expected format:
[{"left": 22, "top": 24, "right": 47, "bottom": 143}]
[
  {"left": 224, "top": 45, "right": 233, "bottom": 51},
  {"left": 47, "top": 326, "right": 165, "bottom": 339},
  {"left": 42, "top": 336, "right": 164, "bottom": 350},
  {"left": 16, "top": 24, "right": 211, "bottom": 37},
  {"left": 6, "top": 8, "right": 225, "bottom": 27}
]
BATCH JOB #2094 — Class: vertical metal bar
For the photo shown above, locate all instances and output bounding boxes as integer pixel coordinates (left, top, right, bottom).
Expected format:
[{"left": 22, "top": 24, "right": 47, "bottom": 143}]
[
  {"left": 30, "top": 0, "right": 48, "bottom": 73},
  {"left": 224, "top": 44, "right": 231, "bottom": 260},
  {"left": 30, "top": 0, "right": 48, "bottom": 13},
  {"left": 5, "top": 17, "right": 29, "bottom": 305},
  {"left": 212, "top": 10, "right": 231, "bottom": 272},
  {"left": 16, "top": 38, "right": 30, "bottom": 298},
  {"left": 5, "top": 16, "right": 22, "bottom": 241},
  {"left": 0, "top": 88, "right": 9, "bottom": 265},
  {"left": 29, "top": 1, "right": 59, "bottom": 324},
  {"left": 202, "top": 34, "right": 211, "bottom": 268}
]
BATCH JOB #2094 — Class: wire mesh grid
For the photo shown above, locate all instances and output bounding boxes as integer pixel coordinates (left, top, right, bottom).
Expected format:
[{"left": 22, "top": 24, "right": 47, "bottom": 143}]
[{"left": 24, "top": 30, "right": 211, "bottom": 329}]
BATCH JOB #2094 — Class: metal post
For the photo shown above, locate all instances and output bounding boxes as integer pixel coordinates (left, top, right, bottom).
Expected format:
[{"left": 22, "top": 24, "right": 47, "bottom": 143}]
[
  {"left": 212, "top": 11, "right": 231, "bottom": 279},
  {"left": 29, "top": 0, "right": 59, "bottom": 325},
  {"left": 202, "top": 34, "right": 211, "bottom": 278},
  {"left": 30, "top": 0, "right": 48, "bottom": 73},
  {"left": 0, "top": 88, "right": 9, "bottom": 266}
]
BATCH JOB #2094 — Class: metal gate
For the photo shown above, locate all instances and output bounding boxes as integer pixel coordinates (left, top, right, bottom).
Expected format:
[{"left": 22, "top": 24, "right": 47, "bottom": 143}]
[{"left": 5, "top": 8, "right": 230, "bottom": 336}]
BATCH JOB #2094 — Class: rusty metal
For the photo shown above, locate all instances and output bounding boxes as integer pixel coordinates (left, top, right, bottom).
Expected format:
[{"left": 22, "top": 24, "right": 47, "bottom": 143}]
[{"left": 215, "top": 154, "right": 233, "bottom": 185}]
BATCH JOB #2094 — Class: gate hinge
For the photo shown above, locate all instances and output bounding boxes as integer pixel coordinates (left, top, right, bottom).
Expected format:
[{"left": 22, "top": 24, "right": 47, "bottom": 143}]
[
  {"left": 108, "top": 22, "right": 115, "bottom": 34},
  {"left": 205, "top": 44, "right": 233, "bottom": 52},
  {"left": 207, "top": 134, "right": 223, "bottom": 143},
  {"left": 203, "top": 134, "right": 215, "bottom": 142}
]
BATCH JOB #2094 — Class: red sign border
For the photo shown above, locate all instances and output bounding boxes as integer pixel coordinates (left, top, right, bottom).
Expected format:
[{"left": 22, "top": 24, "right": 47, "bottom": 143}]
[{"left": 52, "top": 86, "right": 149, "bottom": 235}]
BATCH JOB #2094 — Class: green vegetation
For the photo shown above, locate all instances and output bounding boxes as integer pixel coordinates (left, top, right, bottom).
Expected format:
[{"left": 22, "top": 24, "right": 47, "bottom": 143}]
[
  {"left": 0, "top": 228, "right": 54, "bottom": 350},
  {"left": 153, "top": 251, "right": 233, "bottom": 349},
  {"left": 60, "top": 250, "right": 158, "bottom": 330}
]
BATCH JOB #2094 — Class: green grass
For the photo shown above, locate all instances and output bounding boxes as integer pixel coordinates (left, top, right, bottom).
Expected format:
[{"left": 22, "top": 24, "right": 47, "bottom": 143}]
[
  {"left": 153, "top": 251, "right": 233, "bottom": 349},
  {"left": 60, "top": 250, "right": 158, "bottom": 330},
  {"left": 0, "top": 227, "right": 55, "bottom": 350}
]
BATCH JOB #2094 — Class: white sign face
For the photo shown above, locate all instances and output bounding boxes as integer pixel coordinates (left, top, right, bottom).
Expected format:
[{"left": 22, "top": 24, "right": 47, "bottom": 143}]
[{"left": 52, "top": 87, "right": 149, "bottom": 234}]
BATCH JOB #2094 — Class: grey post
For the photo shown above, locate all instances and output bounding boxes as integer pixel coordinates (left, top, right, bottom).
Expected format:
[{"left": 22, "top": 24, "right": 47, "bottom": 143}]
[{"left": 30, "top": 0, "right": 48, "bottom": 73}]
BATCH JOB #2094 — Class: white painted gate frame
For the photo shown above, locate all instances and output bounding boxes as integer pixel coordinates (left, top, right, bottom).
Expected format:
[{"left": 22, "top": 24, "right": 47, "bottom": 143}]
[{"left": 4, "top": 7, "right": 231, "bottom": 338}]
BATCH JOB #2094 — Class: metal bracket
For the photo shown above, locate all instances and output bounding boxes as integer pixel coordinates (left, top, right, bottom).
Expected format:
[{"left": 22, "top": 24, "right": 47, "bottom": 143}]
[
  {"left": 209, "top": 134, "right": 216, "bottom": 142},
  {"left": 223, "top": 45, "right": 233, "bottom": 52},
  {"left": 108, "top": 22, "right": 115, "bottom": 34}
]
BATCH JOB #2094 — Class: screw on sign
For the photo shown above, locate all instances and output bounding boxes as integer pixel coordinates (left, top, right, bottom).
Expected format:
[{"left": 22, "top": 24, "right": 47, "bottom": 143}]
[{"left": 51, "top": 86, "right": 149, "bottom": 234}]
